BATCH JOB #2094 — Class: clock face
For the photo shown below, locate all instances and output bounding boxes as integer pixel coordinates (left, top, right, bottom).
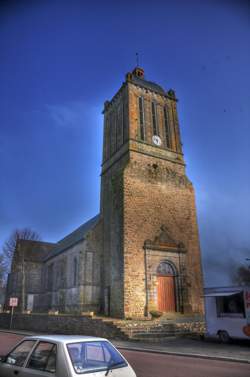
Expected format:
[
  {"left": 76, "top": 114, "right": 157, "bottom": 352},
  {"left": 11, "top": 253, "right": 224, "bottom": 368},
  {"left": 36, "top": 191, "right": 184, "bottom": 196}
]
[{"left": 152, "top": 135, "right": 162, "bottom": 146}]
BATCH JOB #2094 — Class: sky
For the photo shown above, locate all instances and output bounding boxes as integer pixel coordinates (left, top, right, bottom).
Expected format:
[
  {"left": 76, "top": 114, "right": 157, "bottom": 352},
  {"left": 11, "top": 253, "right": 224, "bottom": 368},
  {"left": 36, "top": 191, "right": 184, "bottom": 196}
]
[{"left": 0, "top": 0, "right": 249, "bottom": 286}]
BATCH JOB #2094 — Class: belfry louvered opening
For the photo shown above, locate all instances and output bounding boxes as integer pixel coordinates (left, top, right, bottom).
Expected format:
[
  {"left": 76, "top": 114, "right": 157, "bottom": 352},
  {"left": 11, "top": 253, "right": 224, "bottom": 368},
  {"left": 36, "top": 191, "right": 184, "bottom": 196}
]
[
  {"left": 164, "top": 106, "right": 171, "bottom": 149},
  {"left": 151, "top": 102, "right": 158, "bottom": 136},
  {"left": 138, "top": 96, "right": 145, "bottom": 140}
]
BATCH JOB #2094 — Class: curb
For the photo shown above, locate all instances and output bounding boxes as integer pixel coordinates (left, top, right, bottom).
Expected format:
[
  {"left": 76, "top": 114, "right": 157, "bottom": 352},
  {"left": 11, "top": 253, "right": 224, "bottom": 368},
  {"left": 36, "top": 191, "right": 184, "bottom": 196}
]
[
  {"left": 114, "top": 344, "right": 250, "bottom": 364},
  {"left": 0, "top": 329, "right": 38, "bottom": 337},
  {"left": 1, "top": 329, "right": 249, "bottom": 364}
]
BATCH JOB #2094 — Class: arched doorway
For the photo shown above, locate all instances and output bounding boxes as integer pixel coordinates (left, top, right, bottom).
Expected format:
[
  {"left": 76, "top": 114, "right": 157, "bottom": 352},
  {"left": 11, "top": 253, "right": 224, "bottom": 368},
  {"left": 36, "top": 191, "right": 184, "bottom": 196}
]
[{"left": 157, "top": 261, "right": 176, "bottom": 312}]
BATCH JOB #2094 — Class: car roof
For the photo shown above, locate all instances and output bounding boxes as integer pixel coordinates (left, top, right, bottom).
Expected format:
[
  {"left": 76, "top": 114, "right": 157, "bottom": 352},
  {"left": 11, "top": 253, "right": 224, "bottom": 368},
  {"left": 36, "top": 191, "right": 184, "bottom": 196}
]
[{"left": 25, "top": 335, "right": 108, "bottom": 344}]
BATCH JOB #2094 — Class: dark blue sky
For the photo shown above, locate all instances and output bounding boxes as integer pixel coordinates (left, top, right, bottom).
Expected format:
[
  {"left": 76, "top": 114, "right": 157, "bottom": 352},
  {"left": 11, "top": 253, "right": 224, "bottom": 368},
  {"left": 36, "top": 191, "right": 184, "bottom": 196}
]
[{"left": 0, "top": 0, "right": 249, "bottom": 285}]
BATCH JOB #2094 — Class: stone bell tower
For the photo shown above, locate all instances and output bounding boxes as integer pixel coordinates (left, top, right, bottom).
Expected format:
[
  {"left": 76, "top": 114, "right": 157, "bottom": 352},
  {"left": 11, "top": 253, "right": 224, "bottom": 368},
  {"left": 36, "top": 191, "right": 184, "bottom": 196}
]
[{"left": 101, "top": 67, "right": 204, "bottom": 319}]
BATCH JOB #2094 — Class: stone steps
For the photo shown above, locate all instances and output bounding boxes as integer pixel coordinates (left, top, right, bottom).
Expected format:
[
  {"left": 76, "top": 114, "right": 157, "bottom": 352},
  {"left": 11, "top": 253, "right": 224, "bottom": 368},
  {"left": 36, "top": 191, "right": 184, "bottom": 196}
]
[
  {"left": 132, "top": 335, "right": 177, "bottom": 342},
  {"left": 116, "top": 326, "right": 176, "bottom": 334},
  {"left": 110, "top": 321, "right": 181, "bottom": 341},
  {"left": 93, "top": 316, "right": 205, "bottom": 342},
  {"left": 131, "top": 332, "right": 176, "bottom": 338}
]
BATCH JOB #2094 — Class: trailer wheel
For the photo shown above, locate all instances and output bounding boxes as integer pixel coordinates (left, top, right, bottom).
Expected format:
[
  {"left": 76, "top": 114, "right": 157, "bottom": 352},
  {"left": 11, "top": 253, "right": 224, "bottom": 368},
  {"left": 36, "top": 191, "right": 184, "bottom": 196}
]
[{"left": 218, "top": 330, "right": 230, "bottom": 343}]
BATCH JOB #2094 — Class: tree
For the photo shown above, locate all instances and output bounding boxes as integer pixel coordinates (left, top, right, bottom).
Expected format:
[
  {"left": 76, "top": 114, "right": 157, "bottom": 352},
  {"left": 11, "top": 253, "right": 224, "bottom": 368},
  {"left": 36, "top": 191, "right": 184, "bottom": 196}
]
[
  {"left": 1, "top": 228, "right": 41, "bottom": 284},
  {"left": 234, "top": 265, "right": 250, "bottom": 285},
  {"left": 0, "top": 253, "right": 5, "bottom": 287}
]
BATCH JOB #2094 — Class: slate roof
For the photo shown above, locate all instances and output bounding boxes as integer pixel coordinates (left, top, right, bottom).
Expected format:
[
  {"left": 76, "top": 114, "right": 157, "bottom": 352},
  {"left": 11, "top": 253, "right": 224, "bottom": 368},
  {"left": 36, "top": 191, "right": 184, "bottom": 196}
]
[
  {"left": 130, "top": 75, "right": 166, "bottom": 96},
  {"left": 17, "top": 240, "right": 56, "bottom": 263},
  {"left": 44, "top": 214, "right": 100, "bottom": 261}
]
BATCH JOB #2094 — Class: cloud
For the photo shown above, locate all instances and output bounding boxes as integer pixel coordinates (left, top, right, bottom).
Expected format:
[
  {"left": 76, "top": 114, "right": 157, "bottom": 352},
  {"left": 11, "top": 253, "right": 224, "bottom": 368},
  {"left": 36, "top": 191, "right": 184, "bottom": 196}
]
[{"left": 45, "top": 100, "right": 98, "bottom": 129}]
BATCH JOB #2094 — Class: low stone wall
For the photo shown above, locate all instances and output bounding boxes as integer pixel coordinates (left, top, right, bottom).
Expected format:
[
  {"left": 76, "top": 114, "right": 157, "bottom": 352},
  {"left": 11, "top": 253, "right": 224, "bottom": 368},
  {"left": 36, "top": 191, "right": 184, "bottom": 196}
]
[
  {"left": 0, "top": 313, "right": 127, "bottom": 339},
  {"left": 176, "top": 320, "right": 206, "bottom": 335}
]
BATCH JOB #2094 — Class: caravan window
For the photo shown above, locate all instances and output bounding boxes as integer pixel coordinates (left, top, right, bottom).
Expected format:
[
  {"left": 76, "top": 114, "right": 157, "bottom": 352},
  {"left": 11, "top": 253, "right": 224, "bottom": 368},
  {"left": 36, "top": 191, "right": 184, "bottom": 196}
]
[{"left": 216, "top": 292, "right": 245, "bottom": 318}]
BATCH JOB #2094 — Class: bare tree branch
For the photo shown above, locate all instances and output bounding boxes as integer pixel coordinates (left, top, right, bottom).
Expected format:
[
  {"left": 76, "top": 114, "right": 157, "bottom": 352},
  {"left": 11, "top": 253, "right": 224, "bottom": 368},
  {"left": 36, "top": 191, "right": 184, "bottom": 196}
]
[
  {"left": 0, "top": 228, "right": 41, "bottom": 285},
  {"left": 0, "top": 254, "right": 5, "bottom": 287}
]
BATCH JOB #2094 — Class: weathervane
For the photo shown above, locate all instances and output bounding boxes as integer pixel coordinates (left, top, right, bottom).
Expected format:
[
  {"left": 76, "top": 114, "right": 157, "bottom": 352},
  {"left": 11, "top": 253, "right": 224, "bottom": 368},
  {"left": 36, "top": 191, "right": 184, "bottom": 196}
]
[{"left": 136, "top": 52, "right": 139, "bottom": 67}]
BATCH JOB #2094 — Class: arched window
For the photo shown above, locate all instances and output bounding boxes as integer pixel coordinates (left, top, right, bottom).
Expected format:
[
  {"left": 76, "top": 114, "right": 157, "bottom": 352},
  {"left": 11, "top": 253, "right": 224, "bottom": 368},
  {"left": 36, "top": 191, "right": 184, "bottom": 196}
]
[
  {"left": 73, "top": 257, "right": 78, "bottom": 286},
  {"left": 157, "top": 261, "right": 175, "bottom": 276}
]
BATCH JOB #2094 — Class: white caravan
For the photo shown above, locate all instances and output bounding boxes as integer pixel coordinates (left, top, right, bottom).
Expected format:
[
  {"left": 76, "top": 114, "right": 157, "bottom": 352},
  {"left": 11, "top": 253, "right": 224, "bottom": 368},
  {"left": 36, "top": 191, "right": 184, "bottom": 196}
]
[{"left": 204, "top": 286, "right": 250, "bottom": 342}]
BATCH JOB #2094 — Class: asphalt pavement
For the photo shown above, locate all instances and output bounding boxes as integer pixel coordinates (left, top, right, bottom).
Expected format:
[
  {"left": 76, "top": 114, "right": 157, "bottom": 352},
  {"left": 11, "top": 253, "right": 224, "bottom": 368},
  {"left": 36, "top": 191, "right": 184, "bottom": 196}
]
[
  {"left": 0, "top": 331, "right": 250, "bottom": 377},
  {"left": 113, "top": 337, "right": 250, "bottom": 364},
  {"left": 0, "top": 328, "right": 250, "bottom": 364},
  {"left": 121, "top": 349, "right": 250, "bottom": 377}
]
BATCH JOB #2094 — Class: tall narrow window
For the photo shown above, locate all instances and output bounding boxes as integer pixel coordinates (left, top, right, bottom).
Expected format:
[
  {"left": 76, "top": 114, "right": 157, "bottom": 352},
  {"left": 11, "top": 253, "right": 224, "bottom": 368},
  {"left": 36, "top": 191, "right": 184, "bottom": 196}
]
[
  {"left": 110, "top": 111, "right": 117, "bottom": 155},
  {"left": 151, "top": 102, "right": 158, "bottom": 135},
  {"left": 73, "top": 257, "right": 78, "bottom": 286},
  {"left": 104, "top": 116, "right": 110, "bottom": 161},
  {"left": 109, "top": 112, "right": 115, "bottom": 155},
  {"left": 114, "top": 110, "right": 118, "bottom": 152},
  {"left": 138, "top": 97, "right": 145, "bottom": 140},
  {"left": 117, "top": 104, "right": 123, "bottom": 148},
  {"left": 164, "top": 106, "right": 171, "bottom": 149},
  {"left": 121, "top": 102, "right": 124, "bottom": 145},
  {"left": 47, "top": 263, "right": 54, "bottom": 290},
  {"left": 123, "top": 101, "right": 127, "bottom": 142},
  {"left": 107, "top": 117, "right": 111, "bottom": 158}
]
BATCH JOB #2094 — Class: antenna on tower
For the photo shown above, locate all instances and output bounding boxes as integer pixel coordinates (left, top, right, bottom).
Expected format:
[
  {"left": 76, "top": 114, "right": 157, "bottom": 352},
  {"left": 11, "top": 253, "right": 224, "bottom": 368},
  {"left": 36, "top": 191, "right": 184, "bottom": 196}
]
[{"left": 136, "top": 52, "right": 139, "bottom": 67}]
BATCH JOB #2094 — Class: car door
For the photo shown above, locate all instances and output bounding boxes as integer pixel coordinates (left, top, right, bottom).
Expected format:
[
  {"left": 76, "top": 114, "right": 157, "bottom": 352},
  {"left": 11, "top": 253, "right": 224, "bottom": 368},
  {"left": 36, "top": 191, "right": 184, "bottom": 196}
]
[
  {"left": 67, "top": 341, "right": 135, "bottom": 377},
  {"left": 21, "top": 341, "right": 58, "bottom": 377},
  {"left": 0, "top": 339, "right": 37, "bottom": 377}
]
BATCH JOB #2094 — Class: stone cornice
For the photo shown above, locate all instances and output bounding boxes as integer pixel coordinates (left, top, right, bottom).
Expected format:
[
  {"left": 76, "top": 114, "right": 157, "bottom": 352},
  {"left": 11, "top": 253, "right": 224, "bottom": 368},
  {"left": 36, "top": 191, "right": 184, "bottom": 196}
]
[
  {"left": 143, "top": 243, "right": 187, "bottom": 253},
  {"left": 129, "top": 138, "right": 185, "bottom": 164},
  {"left": 101, "top": 139, "right": 185, "bottom": 175},
  {"left": 127, "top": 80, "right": 178, "bottom": 102}
]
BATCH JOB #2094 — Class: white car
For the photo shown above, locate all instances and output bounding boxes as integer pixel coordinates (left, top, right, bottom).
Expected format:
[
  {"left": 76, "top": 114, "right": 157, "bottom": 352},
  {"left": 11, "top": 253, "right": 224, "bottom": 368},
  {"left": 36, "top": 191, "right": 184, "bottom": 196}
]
[{"left": 0, "top": 335, "right": 137, "bottom": 377}]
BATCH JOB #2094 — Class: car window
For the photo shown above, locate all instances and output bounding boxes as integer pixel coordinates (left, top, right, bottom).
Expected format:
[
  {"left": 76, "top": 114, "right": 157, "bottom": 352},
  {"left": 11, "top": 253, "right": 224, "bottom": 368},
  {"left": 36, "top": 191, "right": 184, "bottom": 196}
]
[
  {"left": 46, "top": 346, "right": 57, "bottom": 373},
  {"left": 6, "top": 340, "right": 36, "bottom": 367},
  {"left": 67, "top": 341, "right": 127, "bottom": 374},
  {"left": 27, "top": 342, "right": 56, "bottom": 373},
  {"left": 86, "top": 343, "right": 105, "bottom": 361}
]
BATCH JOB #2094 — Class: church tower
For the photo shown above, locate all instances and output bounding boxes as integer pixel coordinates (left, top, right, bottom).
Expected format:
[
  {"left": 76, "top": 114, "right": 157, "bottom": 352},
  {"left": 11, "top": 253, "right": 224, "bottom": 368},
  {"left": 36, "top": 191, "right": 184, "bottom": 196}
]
[{"left": 101, "top": 67, "right": 204, "bottom": 318}]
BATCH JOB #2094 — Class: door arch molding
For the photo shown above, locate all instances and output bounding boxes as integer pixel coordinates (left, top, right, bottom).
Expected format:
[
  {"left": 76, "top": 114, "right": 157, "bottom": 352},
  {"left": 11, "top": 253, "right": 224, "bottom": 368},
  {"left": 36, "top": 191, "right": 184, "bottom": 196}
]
[
  {"left": 156, "top": 260, "right": 177, "bottom": 277},
  {"left": 156, "top": 260, "right": 178, "bottom": 312}
]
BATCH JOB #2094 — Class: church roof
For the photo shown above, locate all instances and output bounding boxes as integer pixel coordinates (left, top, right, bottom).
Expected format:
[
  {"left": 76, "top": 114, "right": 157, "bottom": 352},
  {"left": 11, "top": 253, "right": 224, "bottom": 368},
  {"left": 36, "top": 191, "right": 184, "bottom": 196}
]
[
  {"left": 45, "top": 214, "right": 100, "bottom": 261},
  {"left": 130, "top": 74, "right": 166, "bottom": 96},
  {"left": 17, "top": 240, "right": 56, "bottom": 262}
]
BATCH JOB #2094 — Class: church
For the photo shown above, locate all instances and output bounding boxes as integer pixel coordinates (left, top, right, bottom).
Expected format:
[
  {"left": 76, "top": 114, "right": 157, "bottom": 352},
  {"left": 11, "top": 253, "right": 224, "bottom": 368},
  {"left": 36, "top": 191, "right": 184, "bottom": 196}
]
[{"left": 6, "top": 67, "right": 204, "bottom": 319}]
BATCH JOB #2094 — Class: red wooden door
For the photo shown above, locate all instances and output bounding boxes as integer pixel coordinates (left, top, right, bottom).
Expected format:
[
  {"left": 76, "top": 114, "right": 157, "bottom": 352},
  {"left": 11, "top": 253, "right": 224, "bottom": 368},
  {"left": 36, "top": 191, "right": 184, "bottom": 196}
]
[{"left": 157, "top": 276, "right": 175, "bottom": 312}]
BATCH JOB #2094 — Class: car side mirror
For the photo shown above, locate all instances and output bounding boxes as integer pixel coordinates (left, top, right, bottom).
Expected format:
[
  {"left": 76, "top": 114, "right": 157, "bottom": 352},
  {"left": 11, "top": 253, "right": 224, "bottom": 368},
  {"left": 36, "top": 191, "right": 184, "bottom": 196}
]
[{"left": 0, "top": 356, "right": 6, "bottom": 362}]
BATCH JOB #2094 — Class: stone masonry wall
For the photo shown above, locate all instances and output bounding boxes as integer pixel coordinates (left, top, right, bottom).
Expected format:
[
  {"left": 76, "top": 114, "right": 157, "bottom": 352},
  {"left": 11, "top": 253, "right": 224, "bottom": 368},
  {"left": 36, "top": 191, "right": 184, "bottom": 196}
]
[
  {"left": 36, "top": 222, "right": 103, "bottom": 314},
  {"left": 123, "top": 152, "right": 204, "bottom": 318},
  {"left": 101, "top": 85, "right": 130, "bottom": 318},
  {"left": 101, "top": 154, "right": 129, "bottom": 318},
  {"left": 120, "top": 81, "right": 204, "bottom": 319},
  {"left": 6, "top": 262, "right": 43, "bottom": 313},
  {"left": 0, "top": 313, "right": 126, "bottom": 339}
]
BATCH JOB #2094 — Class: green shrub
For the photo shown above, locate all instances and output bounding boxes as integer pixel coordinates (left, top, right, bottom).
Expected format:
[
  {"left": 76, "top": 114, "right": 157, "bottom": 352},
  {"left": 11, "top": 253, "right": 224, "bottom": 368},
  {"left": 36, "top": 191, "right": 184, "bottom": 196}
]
[{"left": 150, "top": 310, "right": 163, "bottom": 319}]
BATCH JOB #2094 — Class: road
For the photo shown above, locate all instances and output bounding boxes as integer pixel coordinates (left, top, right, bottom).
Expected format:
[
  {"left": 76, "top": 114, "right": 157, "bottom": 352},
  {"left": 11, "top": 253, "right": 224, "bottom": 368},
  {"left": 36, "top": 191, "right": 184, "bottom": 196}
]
[
  {"left": 0, "top": 332, "right": 250, "bottom": 377},
  {"left": 121, "top": 349, "right": 250, "bottom": 377}
]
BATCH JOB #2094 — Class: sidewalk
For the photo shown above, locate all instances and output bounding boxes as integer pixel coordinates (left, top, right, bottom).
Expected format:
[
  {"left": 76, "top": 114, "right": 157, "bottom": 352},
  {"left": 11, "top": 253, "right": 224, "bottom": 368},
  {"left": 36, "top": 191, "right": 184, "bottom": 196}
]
[
  {"left": 113, "top": 337, "right": 250, "bottom": 364},
  {"left": 1, "top": 328, "right": 249, "bottom": 364}
]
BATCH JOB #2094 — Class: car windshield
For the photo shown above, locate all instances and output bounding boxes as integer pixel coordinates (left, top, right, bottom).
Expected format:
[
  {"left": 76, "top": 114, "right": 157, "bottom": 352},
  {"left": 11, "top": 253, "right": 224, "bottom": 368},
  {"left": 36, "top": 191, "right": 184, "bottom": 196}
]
[{"left": 67, "top": 341, "right": 127, "bottom": 374}]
